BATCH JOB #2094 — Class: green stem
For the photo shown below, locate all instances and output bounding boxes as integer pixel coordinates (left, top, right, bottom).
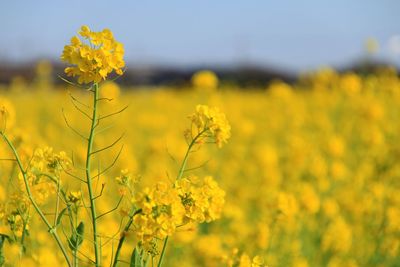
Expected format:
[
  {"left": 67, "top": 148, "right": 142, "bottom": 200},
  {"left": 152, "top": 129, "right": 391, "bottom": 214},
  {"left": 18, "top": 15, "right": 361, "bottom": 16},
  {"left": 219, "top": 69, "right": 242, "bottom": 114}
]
[
  {"left": 20, "top": 214, "right": 28, "bottom": 253},
  {"left": 177, "top": 129, "right": 207, "bottom": 180},
  {"left": 86, "top": 83, "right": 101, "bottom": 266},
  {"left": 74, "top": 205, "right": 79, "bottom": 267},
  {"left": 74, "top": 250, "right": 78, "bottom": 267},
  {"left": 112, "top": 209, "right": 142, "bottom": 267},
  {"left": 157, "top": 129, "right": 206, "bottom": 267},
  {"left": 157, "top": 237, "right": 169, "bottom": 267},
  {"left": 0, "top": 133, "right": 72, "bottom": 267},
  {"left": 177, "top": 147, "right": 191, "bottom": 181}
]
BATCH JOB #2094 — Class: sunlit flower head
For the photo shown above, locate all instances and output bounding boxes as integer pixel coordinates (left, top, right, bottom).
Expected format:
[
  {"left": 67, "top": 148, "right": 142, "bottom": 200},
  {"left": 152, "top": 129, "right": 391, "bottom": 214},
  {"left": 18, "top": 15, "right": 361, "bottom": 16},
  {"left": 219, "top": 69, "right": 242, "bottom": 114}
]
[
  {"left": 61, "top": 25, "right": 125, "bottom": 84},
  {"left": 187, "top": 105, "right": 231, "bottom": 148}
]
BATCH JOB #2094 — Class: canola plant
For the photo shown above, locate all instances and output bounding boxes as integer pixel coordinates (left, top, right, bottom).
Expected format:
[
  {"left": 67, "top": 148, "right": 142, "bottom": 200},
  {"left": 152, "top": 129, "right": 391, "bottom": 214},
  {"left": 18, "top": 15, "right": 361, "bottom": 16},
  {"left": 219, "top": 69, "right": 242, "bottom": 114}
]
[{"left": 0, "top": 26, "right": 400, "bottom": 267}]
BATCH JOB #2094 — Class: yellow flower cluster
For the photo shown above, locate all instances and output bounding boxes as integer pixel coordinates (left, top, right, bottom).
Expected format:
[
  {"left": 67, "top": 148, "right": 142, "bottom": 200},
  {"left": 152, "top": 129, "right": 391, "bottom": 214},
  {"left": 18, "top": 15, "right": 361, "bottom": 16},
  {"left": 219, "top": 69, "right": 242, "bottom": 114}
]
[
  {"left": 132, "top": 183, "right": 185, "bottom": 247},
  {"left": 3, "top": 66, "right": 400, "bottom": 266},
  {"left": 61, "top": 25, "right": 125, "bottom": 84},
  {"left": 115, "top": 169, "right": 138, "bottom": 196},
  {"left": 188, "top": 104, "right": 231, "bottom": 148},
  {"left": 115, "top": 169, "right": 133, "bottom": 187},
  {"left": 0, "top": 97, "right": 16, "bottom": 130},
  {"left": 191, "top": 70, "right": 219, "bottom": 91},
  {"left": 0, "top": 194, "right": 30, "bottom": 238},
  {"left": 67, "top": 191, "right": 82, "bottom": 204},
  {"left": 322, "top": 216, "right": 352, "bottom": 253},
  {"left": 132, "top": 176, "right": 225, "bottom": 248},
  {"left": 277, "top": 192, "right": 298, "bottom": 219},
  {"left": 238, "top": 254, "right": 265, "bottom": 267},
  {"left": 223, "top": 248, "right": 266, "bottom": 267},
  {"left": 18, "top": 147, "right": 71, "bottom": 203},
  {"left": 176, "top": 176, "right": 225, "bottom": 223}
]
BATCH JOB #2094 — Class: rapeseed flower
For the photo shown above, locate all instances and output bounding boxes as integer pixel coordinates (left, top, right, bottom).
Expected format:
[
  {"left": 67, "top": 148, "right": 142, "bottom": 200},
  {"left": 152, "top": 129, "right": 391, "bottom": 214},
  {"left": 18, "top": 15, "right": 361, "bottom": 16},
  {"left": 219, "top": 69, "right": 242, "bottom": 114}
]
[
  {"left": 176, "top": 176, "right": 225, "bottom": 223},
  {"left": 61, "top": 25, "right": 125, "bottom": 84},
  {"left": 191, "top": 70, "right": 219, "bottom": 91},
  {"left": 132, "top": 183, "right": 185, "bottom": 247},
  {"left": 188, "top": 105, "right": 231, "bottom": 148}
]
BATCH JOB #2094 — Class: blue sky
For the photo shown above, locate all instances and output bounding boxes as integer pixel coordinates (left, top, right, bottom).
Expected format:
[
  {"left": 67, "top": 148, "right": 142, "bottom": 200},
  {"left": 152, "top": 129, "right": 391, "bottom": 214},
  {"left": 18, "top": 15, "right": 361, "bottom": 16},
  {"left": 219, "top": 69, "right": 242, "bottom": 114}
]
[{"left": 1, "top": 0, "right": 399, "bottom": 71}]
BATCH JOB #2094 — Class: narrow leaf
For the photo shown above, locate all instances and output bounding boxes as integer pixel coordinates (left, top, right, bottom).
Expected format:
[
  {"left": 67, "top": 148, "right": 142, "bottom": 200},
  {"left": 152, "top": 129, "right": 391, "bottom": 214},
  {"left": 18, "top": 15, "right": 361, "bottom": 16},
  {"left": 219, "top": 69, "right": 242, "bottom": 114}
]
[
  {"left": 55, "top": 208, "right": 68, "bottom": 227},
  {"left": 130, "top": 247, "right": 142, "bottom": 267}
]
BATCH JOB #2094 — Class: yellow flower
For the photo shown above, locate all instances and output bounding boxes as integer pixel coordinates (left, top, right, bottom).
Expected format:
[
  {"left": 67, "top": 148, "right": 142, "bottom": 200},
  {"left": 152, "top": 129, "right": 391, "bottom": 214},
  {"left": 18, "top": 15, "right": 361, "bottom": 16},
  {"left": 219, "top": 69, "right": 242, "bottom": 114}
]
[
  {"left": 61, "top": 25, "right": 125, "bottom": 84},
  {"left": 131, "top": 182, "right": 185, "bottom": 247},
  {"left": 67, "top": 191, "right": 81, "bottom": 203},
  {"left": 0, "top": 97, "right": 16, "bottom": 130},
  {"left": 386, "top": 206, "right": 400, "bottom": 232},
  {"left": 176, "top": 176, "right": 225, "bottom": 223},
  {"left": 115, "top": 169, "right": 132, "bottom": 186},
  {"left": 191, "top": 70, "right": 219, "bottom": 91},
  {"left": 277, "top": 192, "right": 298, "bottom": 219},
  {"left": 99, "top": 81, "right": 121, "bottom": 100},
  {"left": 322, "top": 217, "right": 352, "bottom": 253},
  {"left": 299, "top": 183, "right": 320, "bottom": 214},
  {"left": 238, "top": 253, "right": 266, "bottom": 267},
  {"left": 188, "top": 105, "right": 231, "bottom": 148}
]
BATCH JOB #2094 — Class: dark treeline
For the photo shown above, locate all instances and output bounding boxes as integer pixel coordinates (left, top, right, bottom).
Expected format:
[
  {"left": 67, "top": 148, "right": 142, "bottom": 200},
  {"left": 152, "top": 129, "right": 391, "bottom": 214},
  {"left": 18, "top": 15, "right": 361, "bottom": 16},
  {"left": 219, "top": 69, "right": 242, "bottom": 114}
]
[{"left": 0, "top": 60, "right": 397, "bottom": 88}]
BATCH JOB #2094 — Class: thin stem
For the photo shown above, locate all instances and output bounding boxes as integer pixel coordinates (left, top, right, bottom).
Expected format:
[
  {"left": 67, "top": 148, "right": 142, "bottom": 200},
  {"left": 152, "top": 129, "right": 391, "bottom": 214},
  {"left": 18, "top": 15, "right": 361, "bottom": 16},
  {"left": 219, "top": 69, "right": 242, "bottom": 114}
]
[
  {"left": 112, "top": 209, "right": 142, "bottom": 267},
  {"left": 0, "top": 132, "right": 72, "bottom": 267},
  {"left": 157, "top": 129, "right": 207, "bottom": 267},
  {"left": 54, "top": 178, "right": 61, "bottom": 226},
  {"left": 177, "top": 129, "right": 207, "bottom": 180},
  {"left": 157, "top": 237, "right": 169, "bottom": 267},
  {"left": 19, "top": 211, "right": 29, "bottom": 252},
  {"left": 86, "top": 83, "right": 101, "bottom": 266}
]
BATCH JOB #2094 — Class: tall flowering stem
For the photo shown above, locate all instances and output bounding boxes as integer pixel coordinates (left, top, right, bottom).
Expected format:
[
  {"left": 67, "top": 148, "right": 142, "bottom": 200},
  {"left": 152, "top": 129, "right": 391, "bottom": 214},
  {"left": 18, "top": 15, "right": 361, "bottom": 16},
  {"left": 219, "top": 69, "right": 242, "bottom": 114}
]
[
  {"left": 157, "top": 105, "right": 230, "bottom": 267},
  {"left": 86, "top": 83, "right": 101, "bottom": 266},
  {"left": 157, "top": 128, "right": 208, "bottom": 267},
  {"left": 61, "top": 25, "right": 126, "bottom": 266},
  {"left": 0, "top": 132, "right": 72, "bottom": 267},
  {"left": 111, "top": 105, "right": 229, "bottom": 267}
]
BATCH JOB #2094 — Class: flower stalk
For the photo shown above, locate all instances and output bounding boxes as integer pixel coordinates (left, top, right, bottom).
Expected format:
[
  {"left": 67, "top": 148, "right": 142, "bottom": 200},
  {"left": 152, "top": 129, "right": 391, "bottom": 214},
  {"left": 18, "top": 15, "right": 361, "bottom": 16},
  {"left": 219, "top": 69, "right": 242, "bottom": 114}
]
[
  {"left": 0, "top": 132, "right": 72, "bottom": 267},
  {"left": 157, "top": 129, "right": 207, "bottom": 267},
  {"left": 86, "top": 83, "right": 101, "bottom": 266}
]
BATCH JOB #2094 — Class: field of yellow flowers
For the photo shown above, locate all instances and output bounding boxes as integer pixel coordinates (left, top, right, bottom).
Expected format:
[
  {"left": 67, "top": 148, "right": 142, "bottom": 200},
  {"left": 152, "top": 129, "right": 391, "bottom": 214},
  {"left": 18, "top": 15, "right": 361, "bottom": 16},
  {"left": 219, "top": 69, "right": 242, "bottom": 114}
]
[
  {"left": 1, "top": 26, "right": 400, "bottom": 267},
  {"left": 1, "top": 66, "right": 400, "bottom": 267}
]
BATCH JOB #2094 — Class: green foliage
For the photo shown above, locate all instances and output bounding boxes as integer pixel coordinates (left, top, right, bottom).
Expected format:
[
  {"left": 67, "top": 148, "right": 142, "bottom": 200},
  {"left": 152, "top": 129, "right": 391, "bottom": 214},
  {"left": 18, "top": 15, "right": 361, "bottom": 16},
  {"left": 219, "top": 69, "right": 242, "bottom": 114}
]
[{"left": 68, "top": 222, "right": 84, "bottom": 251}]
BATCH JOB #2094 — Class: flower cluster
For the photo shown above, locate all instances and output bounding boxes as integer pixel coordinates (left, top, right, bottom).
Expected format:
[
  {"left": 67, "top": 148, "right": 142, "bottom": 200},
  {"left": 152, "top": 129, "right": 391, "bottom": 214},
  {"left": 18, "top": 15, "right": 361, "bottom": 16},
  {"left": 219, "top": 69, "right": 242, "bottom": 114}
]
[
  {"left": 176, "top": 176, "right": 225, "bottom": 223},
  {"left": 115, "top": 169, "right": 138, "bottom": 197},
  {"left": 187, "top": 105, "right": 231, "bottom": 148},
  {"left": 61, "top": 25, "right": 125, "bottom": 84},
  {"left": 222, "top": 248, "right": 266, "bottom": 267},
  {"left": 18, "top": 147, "right": 71, "bottom": 204},
  {"left": 67, "top": 191, "right": 82, "bottom": 204},
  {"left": 0, "top": 97, "right": 16, "bottom": 130},
  {"left": 0, "top": 194, "right": 30, "bottom": 238},
  {"left": 131, "top": 176, "right": 225, "bottom": 249},
  {"left": 132, "top": 183, "right": 185, "bottom": 248},
  {"left": 322, "top": 216, "right": 352, "bottom": 253}
]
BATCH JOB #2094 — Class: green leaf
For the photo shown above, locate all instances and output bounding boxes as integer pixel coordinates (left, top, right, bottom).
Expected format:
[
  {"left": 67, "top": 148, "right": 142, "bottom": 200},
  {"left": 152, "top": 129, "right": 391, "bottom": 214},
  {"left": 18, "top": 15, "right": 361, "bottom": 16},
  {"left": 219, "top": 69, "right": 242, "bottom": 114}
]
[
  {"left": 130, "top": 247, "right": 142, "bottom": 267},
  {"left": 76, "top": 221, "right": 84, "bottom": 236},
  {"left": 55, "top": 208, "right": 68, "bottom": 227},
  {"left": 68, "top": 222, "right": 84, "bottom": 251}
]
